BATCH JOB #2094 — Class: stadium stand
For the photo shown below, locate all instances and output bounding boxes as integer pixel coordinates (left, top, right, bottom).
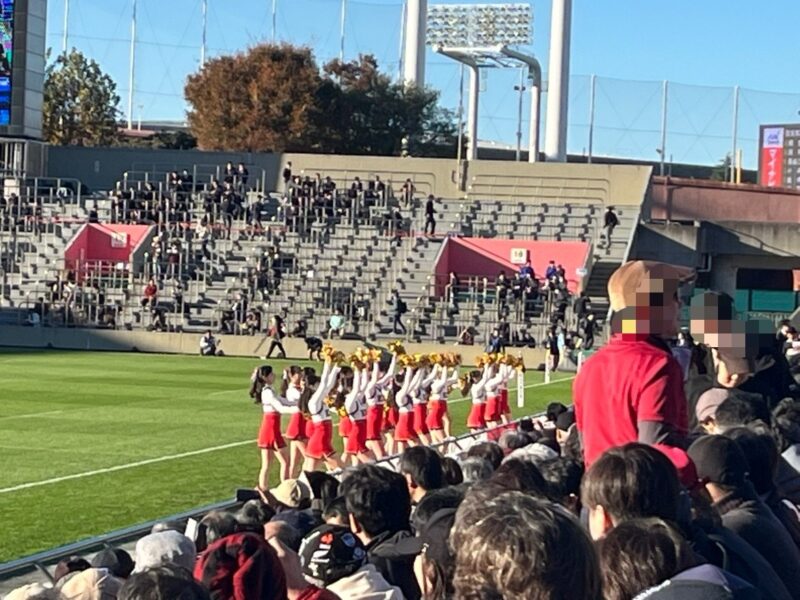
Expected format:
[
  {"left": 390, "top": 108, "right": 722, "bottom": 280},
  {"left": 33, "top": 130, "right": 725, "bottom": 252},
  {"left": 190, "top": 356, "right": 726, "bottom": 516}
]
[{"left": 0, "top": 161, "right": 637, "bottom": 355}]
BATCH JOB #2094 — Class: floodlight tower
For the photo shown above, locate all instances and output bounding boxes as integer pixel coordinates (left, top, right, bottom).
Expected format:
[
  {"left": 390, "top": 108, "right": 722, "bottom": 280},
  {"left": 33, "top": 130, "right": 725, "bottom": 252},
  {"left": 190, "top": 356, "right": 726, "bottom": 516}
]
[
  {"left": 427, "top": 4, "right": 538, "bottom": 162},
  {"left": 544, "top": 0, "right": 572, "bottom": 162},
  {"left": 403, "top": 0, "right": 428, "bottom": 86}
]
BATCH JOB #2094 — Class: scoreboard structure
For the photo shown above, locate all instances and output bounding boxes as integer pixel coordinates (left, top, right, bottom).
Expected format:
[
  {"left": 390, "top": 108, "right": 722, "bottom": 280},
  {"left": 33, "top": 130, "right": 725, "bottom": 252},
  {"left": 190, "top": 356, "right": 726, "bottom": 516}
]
[{"left": 758, "top": 123, "right": 800, "bottom": 191}]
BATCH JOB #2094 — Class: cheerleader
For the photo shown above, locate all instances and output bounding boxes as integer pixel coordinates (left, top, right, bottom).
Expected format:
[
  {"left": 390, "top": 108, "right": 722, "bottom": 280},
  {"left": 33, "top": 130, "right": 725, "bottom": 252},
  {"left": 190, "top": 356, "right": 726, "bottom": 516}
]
[
  {"left": 462, "top": 363, "right": 491, "bottom": 432},
  {"left": 304, "top": 359, "right": 345, "bottom": 472},
  {"left": 336, "top": 367, "right": 354, "bottom": 455},
  {"left": 281, "top": 366, "right": 307, "bottom": 478},
  {"left": 411, "top": 365, "right": 435, "bottom": 446},
  {"left": 365, "top": 353, "right": 395, "bottom": 459},
  {"left": 483, "top": 363, "right": 508, "bottom": 428},
  {"left": 393, "top": 365, "right": 417, "bottom": 452},
  {"left": 427, "top": 363, "right": 459, "bottom": 443},
  {"left": 342, "top": 363, "right": 374, "bottom": 466},
  {"left": 254, "top": 365, "right": 294, "bottom": 488}
]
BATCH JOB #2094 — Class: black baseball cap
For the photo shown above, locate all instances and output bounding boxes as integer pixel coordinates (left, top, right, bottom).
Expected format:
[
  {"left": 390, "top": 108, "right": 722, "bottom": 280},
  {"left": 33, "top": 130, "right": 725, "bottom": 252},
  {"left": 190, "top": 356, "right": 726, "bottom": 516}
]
[{"left": 687, "top": 435, "right": 749, "bottom": 488}]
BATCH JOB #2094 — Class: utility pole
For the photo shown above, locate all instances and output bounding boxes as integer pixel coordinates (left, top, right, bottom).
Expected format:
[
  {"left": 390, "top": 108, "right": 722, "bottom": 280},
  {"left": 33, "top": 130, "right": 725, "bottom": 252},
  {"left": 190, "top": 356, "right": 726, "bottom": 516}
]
[{"left": 271, "top": 0, "right": 277, "bottom": 42}]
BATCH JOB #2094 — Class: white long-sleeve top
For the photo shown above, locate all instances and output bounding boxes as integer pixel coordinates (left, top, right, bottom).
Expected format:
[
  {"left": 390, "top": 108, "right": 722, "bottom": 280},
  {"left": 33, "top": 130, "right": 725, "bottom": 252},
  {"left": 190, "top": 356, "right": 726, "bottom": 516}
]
[
  {"left": 484, "top": 366, "right": 506, "bottom": 399},
  {"left": 285, "top": 385, "right": 302, "bottom": 414},
  {"left": 500, "top": 363, "right": 514, "bottom": 390},
  {"left": 375, "top": 355, "right": 397, "bottom": 391},
  {"left": 410, "top": 367, "right": 429, "bottom": 405},
  {"left": 345, "top": 367, "right": 368, "bottom": 420},
  {"left": 365, "top": 362, "right": 383, "bottom": 407},
  {"left": 470, "top": 364, "right": 492, "bottom": 405},
  {"left": 261, "top": 386, "right": 295, "bottom": 415},
  {"left": 308, "top": 362, "right": 341, "bottom": 422},
  {"left": 430, "top": 367, "right": 459, "bottom": 400},
  {"left": 396, "top": 367, "right": 414, "bottom": 413}
]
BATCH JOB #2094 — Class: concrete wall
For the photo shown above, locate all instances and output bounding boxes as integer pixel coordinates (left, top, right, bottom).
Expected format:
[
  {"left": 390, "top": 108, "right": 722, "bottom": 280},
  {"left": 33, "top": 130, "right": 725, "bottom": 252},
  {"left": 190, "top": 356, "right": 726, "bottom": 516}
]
[
  {"left": 47, "top": 146, "right": 282, "bottom": 192},
  {"left": 47, "top": 146, "right": 653, "bottom": 208},
  {"left": 466, "top": 162, "right": 652, "bottom": 206},
  {"left": 0, "top": 325, "right": 549, "bottom": 366}
]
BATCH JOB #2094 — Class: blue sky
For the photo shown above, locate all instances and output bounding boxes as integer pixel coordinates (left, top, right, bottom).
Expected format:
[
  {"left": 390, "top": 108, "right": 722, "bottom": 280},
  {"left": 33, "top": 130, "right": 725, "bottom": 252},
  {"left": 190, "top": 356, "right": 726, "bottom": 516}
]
[{"left": 45, "top": 0, "right": 800, "bottom": 167}]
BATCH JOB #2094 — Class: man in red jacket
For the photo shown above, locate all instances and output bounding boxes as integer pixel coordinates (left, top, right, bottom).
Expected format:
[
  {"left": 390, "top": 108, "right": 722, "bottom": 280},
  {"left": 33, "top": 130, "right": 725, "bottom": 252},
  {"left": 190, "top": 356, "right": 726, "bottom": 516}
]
[{"left": 574, "top": 260, "right": 694, "bottom": 466}]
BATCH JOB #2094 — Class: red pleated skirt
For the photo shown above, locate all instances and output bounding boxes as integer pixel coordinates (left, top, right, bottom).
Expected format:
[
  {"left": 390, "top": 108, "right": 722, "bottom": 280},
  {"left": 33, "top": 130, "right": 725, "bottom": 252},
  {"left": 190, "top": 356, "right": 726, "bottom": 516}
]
[
  {"left": 395, "top": 411, "right": 417, "bottom": 442},
  {"left": 345, "top": 418, "right": 368, "bottom": 454},
  {"left": 413, "top": 403, "right": 430, "bottom": 435},
  {"left": 426, "top": 399, "right": 448, "bottom": 431},
  {"left": 366, "top": 405, "right": 384, "bottom": 440},
  {"left": 258, "top": 412, "right": 286, "bottom": 450},
  {"left": 467, "top": 403, "right": 486, "bottom": 429},
  {"left": 306, "top": 420, "right": 335, "bottom": 459},
  {"left": 285, "top": 412, "right": 308, "bottom": 441}
]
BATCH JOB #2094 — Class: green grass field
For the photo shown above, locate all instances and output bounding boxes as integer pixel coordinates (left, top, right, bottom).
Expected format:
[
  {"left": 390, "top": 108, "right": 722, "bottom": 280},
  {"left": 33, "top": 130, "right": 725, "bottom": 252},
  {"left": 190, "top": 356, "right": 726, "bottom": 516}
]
[{"left": 0, "top": 348, "right": 575, "bottom": 563}]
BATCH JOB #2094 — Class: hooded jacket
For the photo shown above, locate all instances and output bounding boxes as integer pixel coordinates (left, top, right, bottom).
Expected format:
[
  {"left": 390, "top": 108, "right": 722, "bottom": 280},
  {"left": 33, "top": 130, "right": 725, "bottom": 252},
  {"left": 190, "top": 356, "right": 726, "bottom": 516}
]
[
  {"left": 327, "top": 564, "right": 405, "bottom": 600},
  {"left": 365, "top": 530, "right": 420, "bottom": 600}
]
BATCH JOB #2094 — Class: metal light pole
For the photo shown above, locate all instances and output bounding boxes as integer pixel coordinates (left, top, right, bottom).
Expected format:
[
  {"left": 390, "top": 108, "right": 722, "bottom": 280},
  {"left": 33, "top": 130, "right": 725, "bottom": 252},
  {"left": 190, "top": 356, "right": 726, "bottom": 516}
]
[
  {"left": 62, "top": 0, "right": 70, "bottom": 54},
  {"left": 466, "top": 63, "right": 480, "bottom": 160},
  {"left": 544, "top": 0, "right": 572, "bottom": 162},
  {"left": 427, "top": 4, "right": 535, "bottom": 162},
  {"left": 403, "top": 0, "right": 427, "bottom": 86},
  {"left": 200, "top": 0, "right": 208, "bottom": 66},
  {"left": 456, "top": 64, "right": 465, "bottom": 181},
  {"left": 514, "top": 68, "right": 526, "bottom": 161},
  {"left": 127, "top": 0, "right": 137, "bottom": 130}
]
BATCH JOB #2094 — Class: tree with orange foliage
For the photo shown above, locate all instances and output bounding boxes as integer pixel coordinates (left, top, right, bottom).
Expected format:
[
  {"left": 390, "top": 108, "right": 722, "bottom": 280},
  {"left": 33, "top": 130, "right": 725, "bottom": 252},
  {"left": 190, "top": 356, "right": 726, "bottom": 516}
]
[{"left": 185, "top": 43, "right": 321, "bottom": 152}]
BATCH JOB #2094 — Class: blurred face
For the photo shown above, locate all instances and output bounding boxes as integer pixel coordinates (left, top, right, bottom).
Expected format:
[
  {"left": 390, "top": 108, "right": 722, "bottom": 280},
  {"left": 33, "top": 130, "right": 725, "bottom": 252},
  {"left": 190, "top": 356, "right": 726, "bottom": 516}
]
[{"left": 265, "top": 371, "right": 275, "bottom": 385}]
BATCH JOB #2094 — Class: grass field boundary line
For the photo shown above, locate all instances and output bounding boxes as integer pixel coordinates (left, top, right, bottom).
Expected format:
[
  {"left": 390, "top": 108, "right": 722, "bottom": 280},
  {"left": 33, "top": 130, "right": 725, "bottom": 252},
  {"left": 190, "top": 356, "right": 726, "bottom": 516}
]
[
  {"left": 0, "top": 440, "right": 254, "bottom": 495},
  {"left": 0, "top": 374, "right": 576, "bottom": 494},
  {"left": 0, "top": 409, "right": 65, "bottom": 421}
]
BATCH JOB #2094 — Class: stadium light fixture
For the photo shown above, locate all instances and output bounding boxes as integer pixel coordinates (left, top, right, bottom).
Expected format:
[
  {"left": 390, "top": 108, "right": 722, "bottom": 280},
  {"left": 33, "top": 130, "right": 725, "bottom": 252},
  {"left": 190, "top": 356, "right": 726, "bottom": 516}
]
[{"left": 426, "top": 3, "right": 541, "bottom": 163}]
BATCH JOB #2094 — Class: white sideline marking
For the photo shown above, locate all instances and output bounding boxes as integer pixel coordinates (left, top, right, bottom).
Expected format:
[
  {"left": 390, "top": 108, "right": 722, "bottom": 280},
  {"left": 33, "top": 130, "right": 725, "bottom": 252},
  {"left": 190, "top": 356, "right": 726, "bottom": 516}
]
[
  {"left": 0, "top": 374, "right": 575, "bottom": 494},
  {"left": 0, "top": 440, "right": 254, "bottom": 494},
  {"left": 0, "top": 409, "right": 65, "bottom": 421}
]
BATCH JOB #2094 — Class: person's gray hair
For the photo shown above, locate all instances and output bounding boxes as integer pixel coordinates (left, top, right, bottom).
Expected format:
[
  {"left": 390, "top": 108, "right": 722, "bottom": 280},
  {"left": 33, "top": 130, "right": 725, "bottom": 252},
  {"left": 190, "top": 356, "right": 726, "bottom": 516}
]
[
  {"left": 459, "top": 456, "right": 494, "bottom": 484},
  {"left": 504, "top": 442, "right": 559, "bottom": 467}
]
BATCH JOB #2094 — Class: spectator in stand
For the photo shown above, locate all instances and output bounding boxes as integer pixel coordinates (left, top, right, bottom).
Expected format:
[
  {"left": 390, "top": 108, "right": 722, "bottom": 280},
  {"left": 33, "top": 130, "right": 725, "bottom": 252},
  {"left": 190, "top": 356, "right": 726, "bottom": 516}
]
[
  {"left": 424, "top": 195, "right": 436, "bottom": 236},
  {"left": 141, "top": 278, "right": 158, "bottom": 309},
  {"left": 583, "top": 443, "right": 793, "bottom": 599},
  {"left": 200, "top": 330, "right": 219, "bottom": 356},
  {"left": 689, "top": 434, "right": 800, "bottom": 596},
  {"left": 457, "top": 326, "right": 475, "bottom": 346},
  {"left": 196, "top": 218, "right": 211, "bottom": 260},
  {"left": 340, "top": 465, "right": 421, "bottom": 600},
  {"left": 545, "top": 260, "right": 558, "bottom": 280},
  {"left": 574, "top": 261, "right": 694, "bottom": 466},
  {"left": 487, "top": 328, "right": 504, "bottom": 354},
  {"left": 401, "top": 178, "right": 415, "bottom": 206},
  {"left": 399, "top": 446, "right": 444, "bottom": 506},
  {"left": 451, "top": 491, "right": 602, "bottom": 599},
  {"left": 519, "top": 259, "right": 534, "bottom": 280},
  {"left": 328, "top": 307, "right": 346, "bottom": 339},
  {"left": 574, "top": 290, "right": 590, "bottom": 321},
  {"left": 119, "top": 567, "right": 210, "bottom": 600},
  {"left": 598, "top": 518, "right": 758, "bottom": 600},
  {"left": 603, "top": 205, "right": 620, "bottom": 248},
  {"left": 291, "top": 319, "right": 308, "bottom": 338},
  {"left": 237, "top": 163, "right": 249, "bottom": 191},
  {"left": 264, "top": 315, "right": 287, "bottom": 359},
  {"left": 299, "top": 525, "right": 403, "bottom": 600},
  {"left": 282, "top": 161, "right": 292, "bottom": 193},
  {"left": 390, "top": 290, "right": 407, "bottom": 335}
]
